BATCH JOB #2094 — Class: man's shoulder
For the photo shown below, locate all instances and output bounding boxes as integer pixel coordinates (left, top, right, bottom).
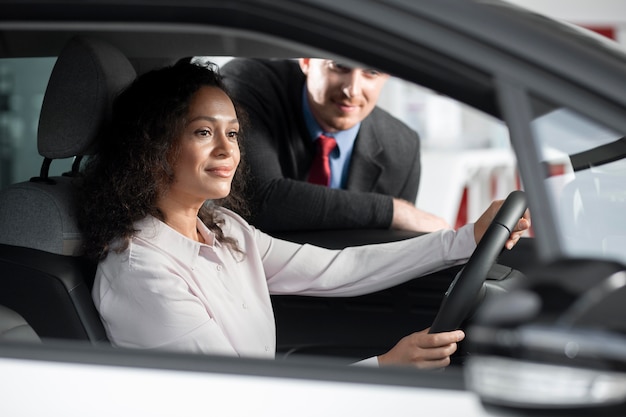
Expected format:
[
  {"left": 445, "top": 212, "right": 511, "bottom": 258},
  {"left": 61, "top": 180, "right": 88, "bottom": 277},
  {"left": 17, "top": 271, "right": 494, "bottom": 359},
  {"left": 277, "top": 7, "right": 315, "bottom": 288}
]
[
  {"left": 221, "top": 58, "right": 305, "bottom": 106},
  {"left": 221, "top": 58, "right": 301, "bottom": 80}
]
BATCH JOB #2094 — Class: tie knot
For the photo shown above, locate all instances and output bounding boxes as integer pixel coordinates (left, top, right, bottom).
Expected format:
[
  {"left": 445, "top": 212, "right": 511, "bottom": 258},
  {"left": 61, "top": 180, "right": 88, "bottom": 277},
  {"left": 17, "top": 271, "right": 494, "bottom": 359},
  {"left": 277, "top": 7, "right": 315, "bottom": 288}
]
[{"left": 317, "top": 134, "right": 337, "bottom": 157}]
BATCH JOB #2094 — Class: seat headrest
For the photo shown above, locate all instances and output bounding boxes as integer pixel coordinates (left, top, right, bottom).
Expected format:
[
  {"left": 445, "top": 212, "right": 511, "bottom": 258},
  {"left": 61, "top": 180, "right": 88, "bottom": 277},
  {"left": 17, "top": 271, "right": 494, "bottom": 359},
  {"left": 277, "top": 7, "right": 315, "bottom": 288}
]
[
  {"left": 37, "top": 36, "right": 137, "bottom": 159},
  {"left": 0, "top": 36, "right": 136, "bottom": 255}
]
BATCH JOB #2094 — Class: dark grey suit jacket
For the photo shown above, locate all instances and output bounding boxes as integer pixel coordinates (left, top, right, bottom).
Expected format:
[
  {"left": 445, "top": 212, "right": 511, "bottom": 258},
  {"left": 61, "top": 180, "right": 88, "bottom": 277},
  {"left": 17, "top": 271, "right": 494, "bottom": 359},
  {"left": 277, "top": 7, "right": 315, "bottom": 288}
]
[{"left": 222, "top": 58, "right": 421, "bottom": 232}]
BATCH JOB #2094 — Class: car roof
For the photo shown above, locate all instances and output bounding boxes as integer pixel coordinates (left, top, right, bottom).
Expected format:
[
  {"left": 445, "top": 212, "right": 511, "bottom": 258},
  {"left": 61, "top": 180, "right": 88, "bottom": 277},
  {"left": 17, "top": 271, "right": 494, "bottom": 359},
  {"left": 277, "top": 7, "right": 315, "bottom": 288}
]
[{"left": 1, "top": 0, "right": 625, "bottom": 110}]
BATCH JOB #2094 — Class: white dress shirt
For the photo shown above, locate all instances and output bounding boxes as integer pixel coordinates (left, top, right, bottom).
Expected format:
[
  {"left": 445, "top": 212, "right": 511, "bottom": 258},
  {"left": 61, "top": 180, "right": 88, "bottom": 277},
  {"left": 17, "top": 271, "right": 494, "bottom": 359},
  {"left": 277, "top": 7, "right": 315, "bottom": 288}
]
[{"left": 93, "top": 208, "right": 475, "bottom": 359}]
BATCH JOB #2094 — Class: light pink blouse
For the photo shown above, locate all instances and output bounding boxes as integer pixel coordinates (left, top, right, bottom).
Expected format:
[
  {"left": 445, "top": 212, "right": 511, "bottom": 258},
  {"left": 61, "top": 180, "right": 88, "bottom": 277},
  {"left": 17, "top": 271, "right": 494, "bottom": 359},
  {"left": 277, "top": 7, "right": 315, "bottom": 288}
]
[{"left": 93, "top": 208, "right": 475, "bottom": 359}]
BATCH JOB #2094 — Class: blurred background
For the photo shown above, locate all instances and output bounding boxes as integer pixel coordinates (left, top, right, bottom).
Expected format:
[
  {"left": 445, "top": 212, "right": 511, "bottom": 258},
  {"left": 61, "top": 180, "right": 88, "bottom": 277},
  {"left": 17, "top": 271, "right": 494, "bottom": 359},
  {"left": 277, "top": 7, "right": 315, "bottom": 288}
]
[{"left": 377, "top": 0, "right": 626, "bottom": 226}]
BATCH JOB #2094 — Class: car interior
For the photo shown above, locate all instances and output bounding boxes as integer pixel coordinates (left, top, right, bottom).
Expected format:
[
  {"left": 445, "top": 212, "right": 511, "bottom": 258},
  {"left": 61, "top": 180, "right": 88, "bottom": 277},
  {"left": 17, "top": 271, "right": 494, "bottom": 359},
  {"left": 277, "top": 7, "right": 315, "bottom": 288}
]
[
  {"left": 0, "top": 30, "right": 537, "bottom": 364},
  {"left": 4, "top": 4, "right": 626, "bottom": 415},
  {"left": 0, "top": 36, "right": 136, "bottom": 344}
]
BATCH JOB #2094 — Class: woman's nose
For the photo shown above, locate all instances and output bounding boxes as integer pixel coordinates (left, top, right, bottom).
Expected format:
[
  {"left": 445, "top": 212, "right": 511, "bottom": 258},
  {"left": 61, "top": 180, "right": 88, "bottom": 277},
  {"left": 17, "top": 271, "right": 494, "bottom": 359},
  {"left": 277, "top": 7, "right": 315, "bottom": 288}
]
[{"left": 213, "top": 134, "right": 233, "bottom": 157}]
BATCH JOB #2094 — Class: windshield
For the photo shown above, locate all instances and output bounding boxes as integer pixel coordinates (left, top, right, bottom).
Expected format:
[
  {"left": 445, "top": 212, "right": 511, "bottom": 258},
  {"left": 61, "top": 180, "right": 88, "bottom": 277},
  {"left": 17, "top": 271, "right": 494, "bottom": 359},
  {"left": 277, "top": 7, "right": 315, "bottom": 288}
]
[{"left": 531, "top": 101, "right": 626, "bottom": 263}]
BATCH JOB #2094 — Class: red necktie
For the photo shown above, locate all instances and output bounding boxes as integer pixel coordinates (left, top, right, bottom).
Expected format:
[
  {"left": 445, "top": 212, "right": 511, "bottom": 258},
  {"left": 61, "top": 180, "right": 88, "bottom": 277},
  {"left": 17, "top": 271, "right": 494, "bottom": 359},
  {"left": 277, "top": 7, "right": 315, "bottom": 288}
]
[{"left": 308, "top": 134, "right": 337, "bottom": 186}]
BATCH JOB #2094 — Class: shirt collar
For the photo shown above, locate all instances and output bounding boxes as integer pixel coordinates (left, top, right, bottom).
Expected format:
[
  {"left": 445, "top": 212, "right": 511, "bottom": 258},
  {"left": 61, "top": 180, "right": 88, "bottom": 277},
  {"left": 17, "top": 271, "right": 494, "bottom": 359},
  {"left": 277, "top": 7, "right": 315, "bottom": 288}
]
[{"left": 133, "top": 216, "right": 219, "bottom": 268}]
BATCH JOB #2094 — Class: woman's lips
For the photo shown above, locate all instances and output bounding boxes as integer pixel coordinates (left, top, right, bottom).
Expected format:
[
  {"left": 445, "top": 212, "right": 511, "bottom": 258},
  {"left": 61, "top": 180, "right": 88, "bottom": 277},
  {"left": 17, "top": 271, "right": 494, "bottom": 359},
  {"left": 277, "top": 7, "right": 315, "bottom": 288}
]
[{"left": 206, "top": 166, "right": 234, "bottom": 178}]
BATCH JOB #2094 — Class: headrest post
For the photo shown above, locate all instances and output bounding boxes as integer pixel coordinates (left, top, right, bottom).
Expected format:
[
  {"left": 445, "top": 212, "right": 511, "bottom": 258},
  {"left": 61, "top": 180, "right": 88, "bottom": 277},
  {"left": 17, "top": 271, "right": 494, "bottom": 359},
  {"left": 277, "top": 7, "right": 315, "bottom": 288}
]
[
  {"left": 29, "top": 158, "right": 55, "bottom": 184},
  {"left": 67, "top": 155, "right": 84, "bottom": 177}
]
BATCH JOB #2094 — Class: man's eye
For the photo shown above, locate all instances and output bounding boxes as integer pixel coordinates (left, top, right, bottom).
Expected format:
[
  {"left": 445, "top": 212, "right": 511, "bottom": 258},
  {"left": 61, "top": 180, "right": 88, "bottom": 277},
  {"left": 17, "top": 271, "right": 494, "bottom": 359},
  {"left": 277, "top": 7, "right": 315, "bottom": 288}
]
[
  {"left": 363, "top": 69, "right": 381, "bottom": 77},
  {"left": 329, "top": 61, "right": 352, "bottom": 73}
]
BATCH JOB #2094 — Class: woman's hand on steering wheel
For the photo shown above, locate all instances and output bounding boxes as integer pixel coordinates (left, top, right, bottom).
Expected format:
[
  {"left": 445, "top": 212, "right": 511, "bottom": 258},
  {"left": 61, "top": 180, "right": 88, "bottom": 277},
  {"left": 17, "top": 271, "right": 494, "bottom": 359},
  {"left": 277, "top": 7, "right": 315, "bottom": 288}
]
[
  {"left": 377, "top": 328, "right": 466, "bottom": 369},
  {"left": 474, "top": 199, "right": 531, "bottom": 249},
  {"left": 377, "top": 192, "right": 532, "bottom": 369}
]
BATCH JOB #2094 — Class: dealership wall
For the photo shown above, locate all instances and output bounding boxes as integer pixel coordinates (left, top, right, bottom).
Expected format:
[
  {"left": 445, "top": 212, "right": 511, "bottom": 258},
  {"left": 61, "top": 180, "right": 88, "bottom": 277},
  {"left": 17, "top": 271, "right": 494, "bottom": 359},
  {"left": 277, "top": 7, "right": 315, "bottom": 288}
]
[
  {"left": 380, "top": 0, "right": 626, "bottom": 152},
  {"left": 379, "top": 0, "right": 626, "bottom": 225},
  {"left": 505, "top": 0, "right": 626, "bottom": 45}
]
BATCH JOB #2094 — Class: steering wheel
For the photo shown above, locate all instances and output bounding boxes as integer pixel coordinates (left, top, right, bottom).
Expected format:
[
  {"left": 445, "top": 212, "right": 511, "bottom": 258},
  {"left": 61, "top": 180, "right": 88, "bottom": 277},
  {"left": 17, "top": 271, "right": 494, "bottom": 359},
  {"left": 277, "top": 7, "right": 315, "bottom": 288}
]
[{"left": 429, "top": 190, "right": 527, "bottom": 333}]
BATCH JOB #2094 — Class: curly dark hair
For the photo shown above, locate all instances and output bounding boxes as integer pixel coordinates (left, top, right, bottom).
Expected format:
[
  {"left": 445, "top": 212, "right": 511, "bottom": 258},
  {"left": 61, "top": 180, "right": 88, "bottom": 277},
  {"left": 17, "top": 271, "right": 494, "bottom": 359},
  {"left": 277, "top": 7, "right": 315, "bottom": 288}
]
[{"left": 78, "top": 60, "right": 249, "bottom": 262}]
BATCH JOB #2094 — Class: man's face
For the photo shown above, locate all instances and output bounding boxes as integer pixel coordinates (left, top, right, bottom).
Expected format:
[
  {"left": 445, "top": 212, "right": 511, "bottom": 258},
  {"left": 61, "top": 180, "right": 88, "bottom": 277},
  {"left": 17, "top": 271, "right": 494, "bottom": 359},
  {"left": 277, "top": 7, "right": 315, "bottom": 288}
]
[{"left": 299, "top": 58, "right": 389, "bottom": 133}]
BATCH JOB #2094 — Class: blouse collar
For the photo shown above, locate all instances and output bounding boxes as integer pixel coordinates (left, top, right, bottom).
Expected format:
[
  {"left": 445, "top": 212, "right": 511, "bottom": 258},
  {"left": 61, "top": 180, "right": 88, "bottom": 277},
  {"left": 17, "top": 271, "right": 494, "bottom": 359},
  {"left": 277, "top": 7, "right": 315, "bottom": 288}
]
[{"left": 133, "top": 216, "right": 220, "bottom": 267}]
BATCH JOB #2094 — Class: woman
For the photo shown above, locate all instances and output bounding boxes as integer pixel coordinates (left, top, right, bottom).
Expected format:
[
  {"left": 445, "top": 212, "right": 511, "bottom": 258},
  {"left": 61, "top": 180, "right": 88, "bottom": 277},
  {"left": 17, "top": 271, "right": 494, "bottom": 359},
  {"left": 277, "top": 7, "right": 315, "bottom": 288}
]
[{"left": 79, "top": 61, "right": 530, "bottom": 368}]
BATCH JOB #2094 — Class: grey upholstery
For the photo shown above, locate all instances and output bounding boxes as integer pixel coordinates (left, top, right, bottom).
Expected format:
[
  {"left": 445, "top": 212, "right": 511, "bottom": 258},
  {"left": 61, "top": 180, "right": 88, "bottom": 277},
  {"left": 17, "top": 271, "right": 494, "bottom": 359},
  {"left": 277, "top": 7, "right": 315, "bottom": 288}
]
[
  {"left": 0, "top": 305, "right": 41, "bottom": 343},
  {"left": 0, "top": 36, "right": 136, "bottom": 342},
  {"left": 0, "top": 177, "right": 83, "bottom": 255}
]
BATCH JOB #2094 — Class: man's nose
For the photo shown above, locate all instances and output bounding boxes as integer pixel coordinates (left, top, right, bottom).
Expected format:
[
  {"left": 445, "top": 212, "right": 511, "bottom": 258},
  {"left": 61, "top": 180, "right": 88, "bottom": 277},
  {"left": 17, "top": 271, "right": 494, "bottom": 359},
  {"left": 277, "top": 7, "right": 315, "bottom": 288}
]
[{"left": 342, "top": 70, "right": 363, "bottom": 98}]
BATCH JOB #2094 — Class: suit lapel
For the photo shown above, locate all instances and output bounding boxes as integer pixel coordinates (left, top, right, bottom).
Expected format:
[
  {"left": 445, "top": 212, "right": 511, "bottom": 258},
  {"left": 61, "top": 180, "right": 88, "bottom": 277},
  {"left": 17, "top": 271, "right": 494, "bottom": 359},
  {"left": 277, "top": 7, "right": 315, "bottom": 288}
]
[{"left": 346, "top": 117, "right": 384, "bottom": 191}]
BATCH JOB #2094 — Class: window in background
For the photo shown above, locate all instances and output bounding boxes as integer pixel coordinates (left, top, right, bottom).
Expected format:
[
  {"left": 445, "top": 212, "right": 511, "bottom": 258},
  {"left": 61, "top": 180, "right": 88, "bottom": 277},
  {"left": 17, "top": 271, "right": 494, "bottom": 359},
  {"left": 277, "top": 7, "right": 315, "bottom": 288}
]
[
  {"left": 0, "top": 57, "right": 71, "bottom": 188},
  {"left": 531, "top": 97, "right": 626, "bottom": 263}
]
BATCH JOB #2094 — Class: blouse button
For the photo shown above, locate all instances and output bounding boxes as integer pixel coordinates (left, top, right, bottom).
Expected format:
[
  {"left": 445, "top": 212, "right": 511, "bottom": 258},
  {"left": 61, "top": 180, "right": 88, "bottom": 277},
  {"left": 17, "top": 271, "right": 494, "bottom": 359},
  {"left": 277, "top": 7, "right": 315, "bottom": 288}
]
[
  {"left": 242, "top": 303, "right": 247, "bottom": 310},
  {"left": 216, "top": 265, "right": 222, "bottom": 271}
]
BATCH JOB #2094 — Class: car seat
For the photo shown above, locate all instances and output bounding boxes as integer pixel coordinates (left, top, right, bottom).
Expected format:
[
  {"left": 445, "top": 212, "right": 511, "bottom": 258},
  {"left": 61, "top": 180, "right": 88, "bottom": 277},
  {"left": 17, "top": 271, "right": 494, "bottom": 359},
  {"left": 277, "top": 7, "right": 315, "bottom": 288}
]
[
  {"left": 0, "top": 36, "right": 136, "bottom": 343},
  {"left": 0, "top": 304, "right": 41, "bottom": 343}
]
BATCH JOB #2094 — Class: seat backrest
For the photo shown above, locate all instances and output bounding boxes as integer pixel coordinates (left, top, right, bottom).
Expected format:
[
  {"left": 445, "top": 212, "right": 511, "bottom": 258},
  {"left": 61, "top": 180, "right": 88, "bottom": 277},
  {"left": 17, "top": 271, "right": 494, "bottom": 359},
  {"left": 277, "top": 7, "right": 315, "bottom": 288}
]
[
  {"left": 0, "top": 36, "right": 136, "bottom": 343},
  {"left": 0, "top": 304, "right": 41, "bottom": 343}
]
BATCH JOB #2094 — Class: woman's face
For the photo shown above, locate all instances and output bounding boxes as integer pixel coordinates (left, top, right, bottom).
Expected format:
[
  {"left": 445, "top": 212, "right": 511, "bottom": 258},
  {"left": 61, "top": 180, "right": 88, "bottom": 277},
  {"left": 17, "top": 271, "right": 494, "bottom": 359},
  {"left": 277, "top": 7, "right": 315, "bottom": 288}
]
[{"left": 169, "top": 86, "right": 240, "bottom": 205}]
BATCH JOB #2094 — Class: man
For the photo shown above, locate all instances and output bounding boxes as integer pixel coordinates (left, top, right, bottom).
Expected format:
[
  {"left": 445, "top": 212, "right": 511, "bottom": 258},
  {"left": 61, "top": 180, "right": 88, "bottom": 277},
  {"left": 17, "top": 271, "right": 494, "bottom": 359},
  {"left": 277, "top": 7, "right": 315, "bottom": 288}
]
[{"left": 221, "top": 58, "right": 449, "bottom": 232}]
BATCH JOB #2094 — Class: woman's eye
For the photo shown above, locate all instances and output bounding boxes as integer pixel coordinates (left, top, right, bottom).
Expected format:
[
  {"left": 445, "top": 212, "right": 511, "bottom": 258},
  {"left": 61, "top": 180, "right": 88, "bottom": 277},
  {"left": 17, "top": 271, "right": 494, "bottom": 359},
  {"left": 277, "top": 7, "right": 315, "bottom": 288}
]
[
  {"left": 196, "top": 129, "right": 211, "bottom": 137},
  {"left": 228, "top": 131, "right": 239, "bottom": 140}
]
